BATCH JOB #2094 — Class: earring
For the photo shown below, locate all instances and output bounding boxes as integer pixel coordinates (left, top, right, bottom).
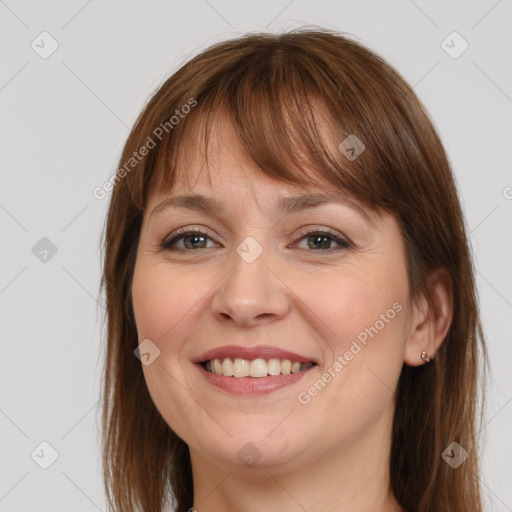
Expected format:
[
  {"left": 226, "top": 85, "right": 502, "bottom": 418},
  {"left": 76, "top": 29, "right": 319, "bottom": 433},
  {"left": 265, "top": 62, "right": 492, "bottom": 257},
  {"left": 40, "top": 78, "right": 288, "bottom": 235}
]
[{"left": 421, "top": 351, "right": 431, "bottom": 364}]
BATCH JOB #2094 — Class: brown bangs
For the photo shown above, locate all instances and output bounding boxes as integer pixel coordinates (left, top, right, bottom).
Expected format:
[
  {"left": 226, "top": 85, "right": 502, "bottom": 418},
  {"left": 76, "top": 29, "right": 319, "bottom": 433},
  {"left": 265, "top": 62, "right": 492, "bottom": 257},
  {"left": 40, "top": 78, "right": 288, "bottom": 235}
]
[{"left": 143, "top": 31, "right": 423, "bottom": 222}]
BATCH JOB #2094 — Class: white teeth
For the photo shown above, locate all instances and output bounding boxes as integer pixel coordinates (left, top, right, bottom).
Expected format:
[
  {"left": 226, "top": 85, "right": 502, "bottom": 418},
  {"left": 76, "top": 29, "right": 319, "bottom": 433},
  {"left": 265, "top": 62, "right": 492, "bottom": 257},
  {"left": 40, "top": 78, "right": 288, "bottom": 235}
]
[
  {"left": 281, "top": 360, "right": 291, "bottom": 375},
  {"left": 267, "top": 358, "right": 281, "bottom": 375},
  {"left": 213, "top": 358, "right": 223, "bottom": 375},
  {"left": 250, "top": 359, "right": 268, "bottom": 377},
  {"left": 221, "top": 358, "right": 234, "bottom": 376},
  {"left": 205, "top": 357, "right": 313, "bottom": 377},
  {"left": 233, "top": 358, "right": 250, "bottom": 377}
]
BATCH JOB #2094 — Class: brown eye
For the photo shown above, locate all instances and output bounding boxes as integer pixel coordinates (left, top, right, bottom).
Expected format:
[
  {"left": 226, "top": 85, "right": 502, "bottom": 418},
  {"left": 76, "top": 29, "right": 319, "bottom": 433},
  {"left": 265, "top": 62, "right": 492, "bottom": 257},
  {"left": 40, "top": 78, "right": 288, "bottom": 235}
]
[
  {"left": 293, "top": 229, "right": 351, "bottom": 252},
  {"left": 161, "top": 229, "right": 217, "bottom": 251}
]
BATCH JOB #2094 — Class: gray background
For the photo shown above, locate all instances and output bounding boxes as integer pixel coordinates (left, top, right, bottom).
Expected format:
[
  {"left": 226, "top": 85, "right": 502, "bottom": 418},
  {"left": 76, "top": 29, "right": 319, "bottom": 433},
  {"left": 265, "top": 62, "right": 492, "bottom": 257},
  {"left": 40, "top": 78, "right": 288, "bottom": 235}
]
[{"left": 1, "top": 1, "right": 511, "bottom": 510}]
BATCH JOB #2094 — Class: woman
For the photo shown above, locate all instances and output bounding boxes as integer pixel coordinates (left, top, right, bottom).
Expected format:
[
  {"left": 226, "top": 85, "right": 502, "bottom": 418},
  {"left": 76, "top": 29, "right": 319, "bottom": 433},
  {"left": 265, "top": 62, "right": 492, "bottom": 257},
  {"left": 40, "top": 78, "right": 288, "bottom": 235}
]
[{"left": 101, "top": 28, "right": 488, "bottom": 512}]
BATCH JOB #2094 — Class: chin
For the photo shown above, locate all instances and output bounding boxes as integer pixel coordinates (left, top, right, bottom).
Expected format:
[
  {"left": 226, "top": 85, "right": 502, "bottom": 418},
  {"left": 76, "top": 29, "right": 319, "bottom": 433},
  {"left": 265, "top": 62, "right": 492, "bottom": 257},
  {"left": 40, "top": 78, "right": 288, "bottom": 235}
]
[{"left": 187, "top": 419, "right": 314, "bottom": 472}]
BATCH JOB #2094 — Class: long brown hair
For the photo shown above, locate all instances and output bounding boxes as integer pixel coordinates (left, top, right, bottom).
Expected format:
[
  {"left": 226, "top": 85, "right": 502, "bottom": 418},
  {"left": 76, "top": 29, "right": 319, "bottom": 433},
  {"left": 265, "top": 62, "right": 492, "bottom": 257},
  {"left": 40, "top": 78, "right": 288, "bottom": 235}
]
[{"left": 100, "top": 28, "right": 489, "bottom": 512}]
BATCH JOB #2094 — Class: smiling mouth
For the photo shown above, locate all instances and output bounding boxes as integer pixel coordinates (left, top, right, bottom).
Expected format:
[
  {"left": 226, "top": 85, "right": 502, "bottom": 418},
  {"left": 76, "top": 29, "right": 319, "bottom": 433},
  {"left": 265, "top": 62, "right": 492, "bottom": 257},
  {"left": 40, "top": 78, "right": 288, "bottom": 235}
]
[{"left": 202, "top": 357, "right": 316, "bottom": 377}]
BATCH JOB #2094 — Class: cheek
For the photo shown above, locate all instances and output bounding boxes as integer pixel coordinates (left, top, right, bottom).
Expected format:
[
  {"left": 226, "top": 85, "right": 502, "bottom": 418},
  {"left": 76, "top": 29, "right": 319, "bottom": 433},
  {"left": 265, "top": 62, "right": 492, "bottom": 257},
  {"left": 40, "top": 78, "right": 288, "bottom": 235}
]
[
  {"left": 310, "top": 271, "right": 406, "bottom": 349},
  {"left": 131, "top": 259, "right": 208, "bottom": 342},
  {"left": 131, "top": 259, "right": 212, "bottom": 440},
  {"left": 299, "top": 283, "right": 407, "bottom": 441},
  {"left": 300, "top": 268, "right": 408, "bottom": 411}
]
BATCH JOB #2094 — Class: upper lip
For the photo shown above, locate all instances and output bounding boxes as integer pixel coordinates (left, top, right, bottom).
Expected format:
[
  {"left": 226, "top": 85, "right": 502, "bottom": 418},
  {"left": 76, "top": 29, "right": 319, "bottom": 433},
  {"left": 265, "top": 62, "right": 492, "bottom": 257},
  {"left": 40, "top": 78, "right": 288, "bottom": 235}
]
[{"left": 193, "top": 345, "right": 317, "bottom": 364}]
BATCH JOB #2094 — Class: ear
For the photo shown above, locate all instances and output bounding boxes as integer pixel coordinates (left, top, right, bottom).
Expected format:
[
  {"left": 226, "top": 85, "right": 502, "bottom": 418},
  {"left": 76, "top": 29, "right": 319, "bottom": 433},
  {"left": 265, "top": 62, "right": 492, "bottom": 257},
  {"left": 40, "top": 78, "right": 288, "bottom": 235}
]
[{"left": 404, "top": 267, "right": 453, "bottom": 367}]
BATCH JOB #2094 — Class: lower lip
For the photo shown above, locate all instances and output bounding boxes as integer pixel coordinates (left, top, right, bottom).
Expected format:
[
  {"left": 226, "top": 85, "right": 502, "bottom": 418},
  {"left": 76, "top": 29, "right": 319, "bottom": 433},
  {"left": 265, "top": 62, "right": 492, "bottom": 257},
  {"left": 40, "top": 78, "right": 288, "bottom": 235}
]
[{"left": 195, "top": 364, "right": 314, "bottom": 395}]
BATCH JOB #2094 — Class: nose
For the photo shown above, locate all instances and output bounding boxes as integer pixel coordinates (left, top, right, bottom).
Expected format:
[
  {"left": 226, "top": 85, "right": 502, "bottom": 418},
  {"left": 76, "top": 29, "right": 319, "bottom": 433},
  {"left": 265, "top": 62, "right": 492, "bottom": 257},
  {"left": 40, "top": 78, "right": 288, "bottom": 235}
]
[{"left": 211, "top": 246, "right": 290, "bottom": 327}]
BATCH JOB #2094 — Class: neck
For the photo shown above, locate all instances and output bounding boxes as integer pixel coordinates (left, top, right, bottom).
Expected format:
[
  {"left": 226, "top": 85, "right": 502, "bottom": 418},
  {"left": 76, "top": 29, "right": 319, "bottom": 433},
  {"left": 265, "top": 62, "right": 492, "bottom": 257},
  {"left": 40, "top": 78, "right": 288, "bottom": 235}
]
[{"left": 189, "top": 399, "right": 403, "bottom": 512}]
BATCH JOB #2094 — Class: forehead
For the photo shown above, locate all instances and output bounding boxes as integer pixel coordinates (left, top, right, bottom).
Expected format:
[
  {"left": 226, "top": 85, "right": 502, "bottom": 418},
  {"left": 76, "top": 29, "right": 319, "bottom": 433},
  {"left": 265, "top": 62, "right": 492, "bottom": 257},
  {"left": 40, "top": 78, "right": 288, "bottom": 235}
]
[
  {"left": 151, "top": 147, "right": 356, "bottom": 213},
  {"left": 147, "top": 166, "right": 380, "bottom": 231},
  {"left": 151, "top": 110, "right": 336, "bottom": 198},
  {"left": 146, "top": 108, "right": 384, "bottom": 228}
]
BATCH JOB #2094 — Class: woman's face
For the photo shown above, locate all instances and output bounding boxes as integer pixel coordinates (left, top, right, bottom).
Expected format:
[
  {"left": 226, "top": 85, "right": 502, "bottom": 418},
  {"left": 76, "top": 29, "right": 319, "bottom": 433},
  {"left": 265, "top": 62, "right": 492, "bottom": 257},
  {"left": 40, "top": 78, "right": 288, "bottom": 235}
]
[{"left": 132, "top": 117, "right": 416, "bottom": 474}]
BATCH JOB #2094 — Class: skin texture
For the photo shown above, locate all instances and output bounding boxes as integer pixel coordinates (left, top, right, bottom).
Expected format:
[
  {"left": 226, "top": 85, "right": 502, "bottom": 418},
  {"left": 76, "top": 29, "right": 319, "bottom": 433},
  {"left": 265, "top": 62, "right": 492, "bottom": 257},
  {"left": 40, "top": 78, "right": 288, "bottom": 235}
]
[{"left": 131, "top": 116, "right": 452, "bottom": 512}]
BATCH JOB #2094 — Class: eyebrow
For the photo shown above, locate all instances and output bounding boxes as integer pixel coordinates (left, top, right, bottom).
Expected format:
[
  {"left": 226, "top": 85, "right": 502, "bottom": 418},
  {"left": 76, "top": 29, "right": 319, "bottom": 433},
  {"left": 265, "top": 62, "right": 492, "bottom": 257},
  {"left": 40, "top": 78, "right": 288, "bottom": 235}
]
[{"left": 149, "top": 192, "right": 376, "bottom": 225}]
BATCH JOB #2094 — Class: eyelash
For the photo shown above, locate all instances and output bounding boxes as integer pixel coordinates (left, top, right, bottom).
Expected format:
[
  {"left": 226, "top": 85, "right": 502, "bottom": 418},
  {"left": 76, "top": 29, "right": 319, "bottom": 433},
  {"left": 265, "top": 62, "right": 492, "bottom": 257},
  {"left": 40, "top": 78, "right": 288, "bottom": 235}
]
[{"left": 159, "top": 227, "right": 351, "bottom": 253}]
